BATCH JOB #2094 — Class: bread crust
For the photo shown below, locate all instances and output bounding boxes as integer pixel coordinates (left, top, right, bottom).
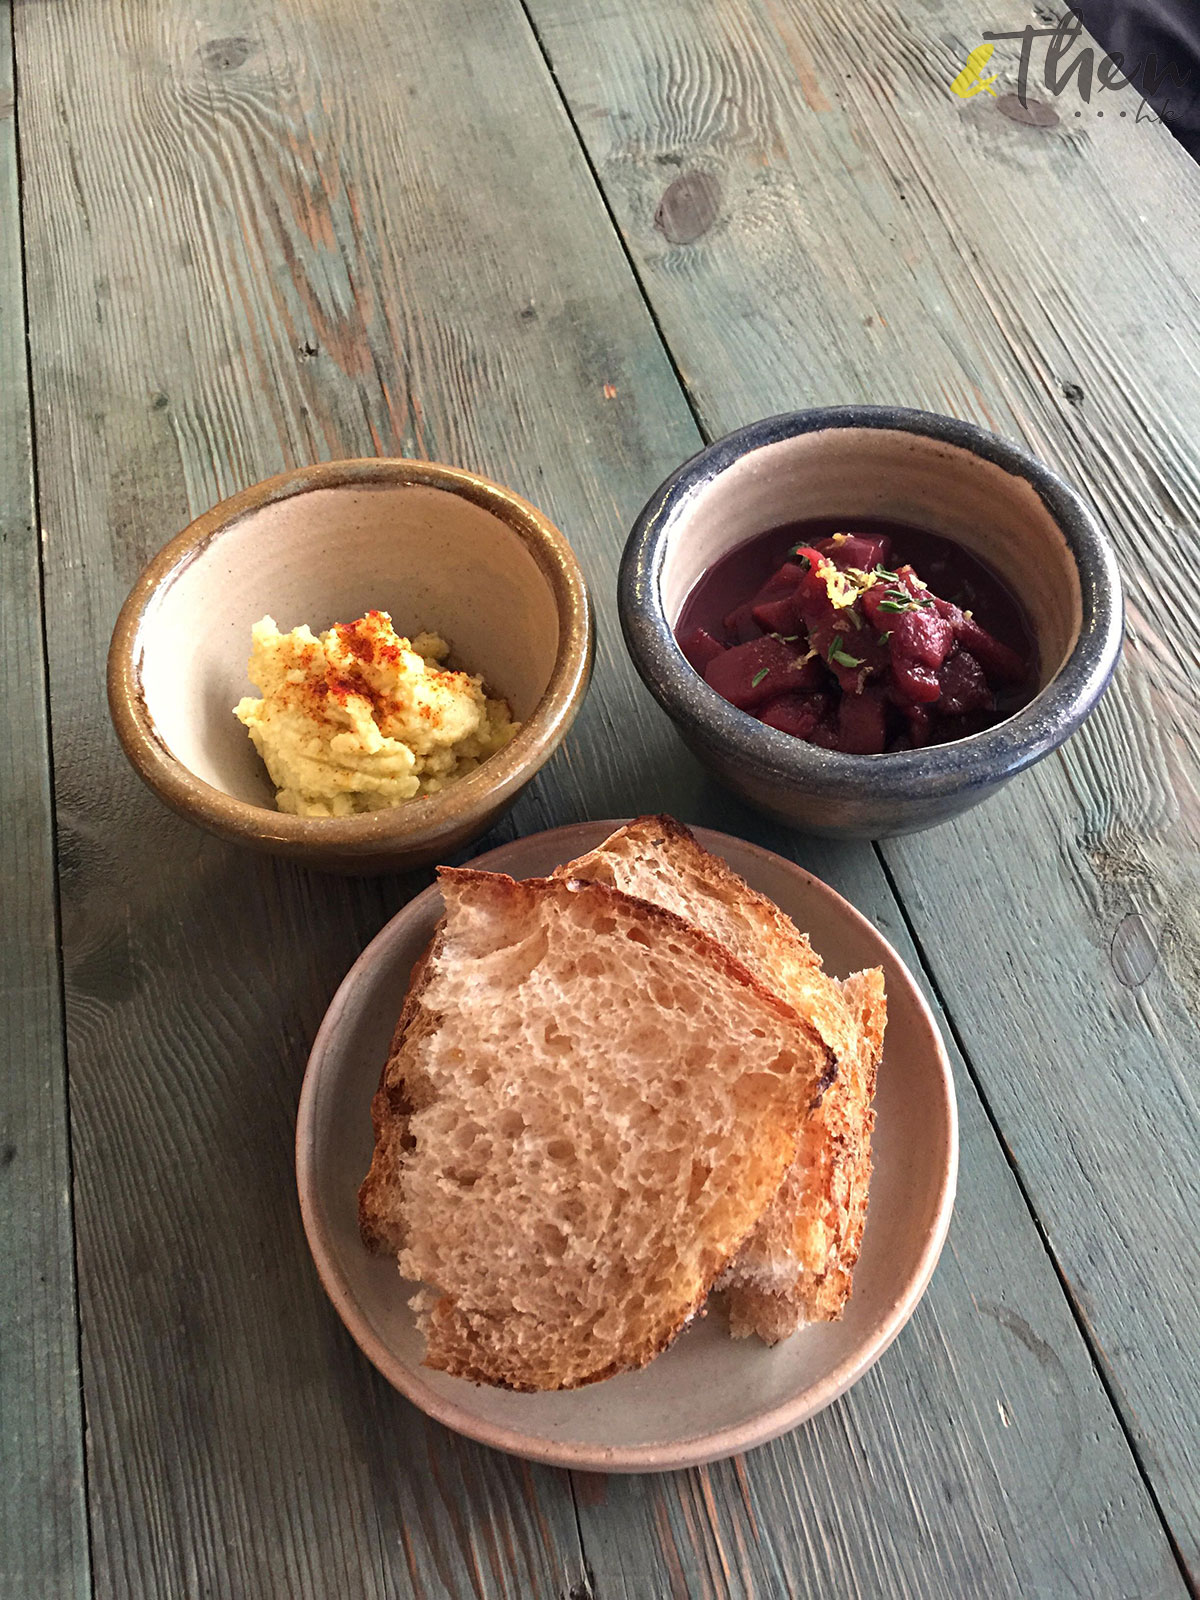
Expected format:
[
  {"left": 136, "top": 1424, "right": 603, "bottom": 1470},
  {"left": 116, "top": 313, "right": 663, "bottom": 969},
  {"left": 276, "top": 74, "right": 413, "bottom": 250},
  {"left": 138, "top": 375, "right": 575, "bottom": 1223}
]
[
  {"left": 443, "top": 865, "right": 825, "bottom": 1035},
  {"left": 415, "top": 1282, "right": 713, "bottom": 1392},
  {"left": 725, "top": 965, "right": 885, "bottom": 1335},
  {"left": 357, "top": 940, "right": 436, "bottom": 1253}
]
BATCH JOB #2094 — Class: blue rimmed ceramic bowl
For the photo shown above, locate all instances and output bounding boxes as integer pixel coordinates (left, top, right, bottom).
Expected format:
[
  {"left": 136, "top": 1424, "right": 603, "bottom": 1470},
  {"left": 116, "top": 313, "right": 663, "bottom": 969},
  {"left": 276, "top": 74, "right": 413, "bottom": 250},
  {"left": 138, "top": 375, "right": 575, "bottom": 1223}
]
[{"left": 619, "top": 407, "right": 1123, "bottom": 838}]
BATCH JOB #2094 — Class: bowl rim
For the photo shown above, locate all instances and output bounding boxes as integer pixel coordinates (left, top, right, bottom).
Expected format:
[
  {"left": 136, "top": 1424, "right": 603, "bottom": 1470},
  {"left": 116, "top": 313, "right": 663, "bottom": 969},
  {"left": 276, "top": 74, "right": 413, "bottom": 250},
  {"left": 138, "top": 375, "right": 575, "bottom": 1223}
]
[
  {"left": 619, "top": 406, "right": 1124, "bottom": 801},
  {"left": 107, "top": 457, "right": 593, "bottom": 852},
  {"left": 295, "top": 820, "right": 959, "bottom": 1472}
]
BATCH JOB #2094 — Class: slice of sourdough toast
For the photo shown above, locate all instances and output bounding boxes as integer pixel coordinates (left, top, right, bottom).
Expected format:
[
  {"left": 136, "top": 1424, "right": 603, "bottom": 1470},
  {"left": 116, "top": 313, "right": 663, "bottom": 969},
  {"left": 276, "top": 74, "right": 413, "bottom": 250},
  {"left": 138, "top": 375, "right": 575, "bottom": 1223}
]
[
  {"left": 359, "top": 866, "right": 834, "bottom": 1390},
  {"left": 555, "top": 816, "right": 885, "bottom": 1341},
  {"left": 723, "top": 968, "right": 885, "bottom": 1338}
]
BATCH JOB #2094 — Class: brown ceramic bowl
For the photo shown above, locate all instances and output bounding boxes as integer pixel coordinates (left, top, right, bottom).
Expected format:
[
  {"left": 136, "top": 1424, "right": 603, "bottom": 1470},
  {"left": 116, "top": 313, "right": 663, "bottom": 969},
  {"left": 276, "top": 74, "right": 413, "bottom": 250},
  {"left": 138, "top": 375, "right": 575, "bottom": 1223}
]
[{"left": 108, "top": 459, "right": 593, "bottom": 873}]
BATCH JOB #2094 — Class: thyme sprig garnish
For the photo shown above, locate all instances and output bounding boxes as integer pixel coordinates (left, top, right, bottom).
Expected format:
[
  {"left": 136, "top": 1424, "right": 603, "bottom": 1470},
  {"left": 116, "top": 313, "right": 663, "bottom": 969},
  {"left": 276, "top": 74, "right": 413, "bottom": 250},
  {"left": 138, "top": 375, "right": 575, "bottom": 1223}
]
[
  {"left": 877, "top": 586, "right": 933, "bottom": 614},
  {"left": 827, "top": 635, "right": 864, "bottom": 669}
]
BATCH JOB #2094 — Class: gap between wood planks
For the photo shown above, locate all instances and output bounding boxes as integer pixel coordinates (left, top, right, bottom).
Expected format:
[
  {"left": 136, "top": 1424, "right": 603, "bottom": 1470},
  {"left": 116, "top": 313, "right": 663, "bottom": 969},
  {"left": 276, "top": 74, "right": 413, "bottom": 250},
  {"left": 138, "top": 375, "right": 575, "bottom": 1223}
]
[
  {"left": 5, "top": 1, "right": 95, "bottom": 1593},
  {"left": 511, "top": 2, "right": 1200, "bottom": 1593}
]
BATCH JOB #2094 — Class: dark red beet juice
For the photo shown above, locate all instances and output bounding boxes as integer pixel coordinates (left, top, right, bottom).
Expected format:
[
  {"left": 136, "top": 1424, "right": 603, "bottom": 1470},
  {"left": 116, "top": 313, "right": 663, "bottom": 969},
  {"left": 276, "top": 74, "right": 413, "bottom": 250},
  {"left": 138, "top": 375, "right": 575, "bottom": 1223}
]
[{"left": 675, "top": 517, "right": 1036, "bottom": 755}]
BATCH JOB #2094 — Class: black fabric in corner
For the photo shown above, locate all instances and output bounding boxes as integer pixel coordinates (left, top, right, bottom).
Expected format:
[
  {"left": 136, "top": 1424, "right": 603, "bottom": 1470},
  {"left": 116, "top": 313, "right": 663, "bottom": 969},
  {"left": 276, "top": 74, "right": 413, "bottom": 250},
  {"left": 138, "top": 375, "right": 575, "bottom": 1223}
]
[{"left": 1077, "top": 0, "right": 1200, "bottom": 158}]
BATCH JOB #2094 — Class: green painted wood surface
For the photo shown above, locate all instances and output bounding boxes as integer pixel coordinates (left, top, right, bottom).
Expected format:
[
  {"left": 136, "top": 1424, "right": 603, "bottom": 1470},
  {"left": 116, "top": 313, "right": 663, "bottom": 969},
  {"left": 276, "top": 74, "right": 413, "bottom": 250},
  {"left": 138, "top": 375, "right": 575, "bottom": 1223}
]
[
  {"left": 0, "top": 3, "right": 91, "bottom": 1594},
  {"left": 520, "top": 0, "right": 1200, "bottom": 1578},
  {"left": 6, "top": 0, "right": 1193, "bottom": 1594}
]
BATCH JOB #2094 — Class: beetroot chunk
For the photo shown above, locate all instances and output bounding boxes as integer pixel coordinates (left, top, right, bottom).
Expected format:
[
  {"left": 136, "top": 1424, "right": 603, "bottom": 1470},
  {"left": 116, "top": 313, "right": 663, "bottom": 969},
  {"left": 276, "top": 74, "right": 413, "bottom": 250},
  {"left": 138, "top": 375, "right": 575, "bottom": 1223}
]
[
  {"left": 805, "top": 614, "right": 889, "bottom": 696},
  {"left": 889, "top": 607, "right": 954, "bottom": 669},
  {"left": 759, "top": 691, "right": 830, "bottom": 739},
  {"left": 815, "top": 533, "right": 893, "bottom": 572},
  {"left": 860, "top": 584, "right": 894, "bottom": 633},
  {"left": 891, "top": 565, "right": 931, "bottom": 601},
  {"left": 836, "top": 690, "right": 888, "bottom": 754},
  {"left": 679, "top": 627, "right": 726, "bottom": 675},
  {"left": 937, "top": 650, "right": 994, "bottom": 716},
  {"left": 751, "top": 593, "right": 806, "bottom": 637},
  {"left": 723, "top": 601, "right": 761, "bottom": 644},
  {"left": 791, "top": 550, "right": 840, "bottom": 624},
  {"left": 789, "top": 651, "right": 832, "bottom": 690},
  {"left": 955, "top": 614, "right": 1027, "bottom": 686},
  {"left": 705, "top": 635, "right": 808, "bottom": 710},
  {"left": 751, "top": 561, "right": 811, "bottom": 607},
  {"left": 891, "top": 655, "right": 942, "bottom": 704},
  {"left": 748, "top": 558, "right": 813, "bottom": 635}
]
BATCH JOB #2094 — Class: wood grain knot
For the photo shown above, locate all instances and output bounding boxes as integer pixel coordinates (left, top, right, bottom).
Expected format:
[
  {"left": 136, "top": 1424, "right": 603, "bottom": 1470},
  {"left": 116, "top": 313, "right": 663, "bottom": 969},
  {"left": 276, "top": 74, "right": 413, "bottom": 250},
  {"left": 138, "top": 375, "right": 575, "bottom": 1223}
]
[
  {"left": 0, "top": 1143, "right": 16, "bottom": 1171},
  {"left": 996, "top": 93, "right": 1060, "bottom": 128},
  {"left": 1061, "top": 381, "right": 1085, "bottom": 406},
  {"left": 200, "top": 35, "right": 253, "bottom": 72},
  {"left": 1110, "top": 913, "right": 1159, "bottom": 988},
  {"left": 655, "top": 170, "right": 722, "bottom": 245}
]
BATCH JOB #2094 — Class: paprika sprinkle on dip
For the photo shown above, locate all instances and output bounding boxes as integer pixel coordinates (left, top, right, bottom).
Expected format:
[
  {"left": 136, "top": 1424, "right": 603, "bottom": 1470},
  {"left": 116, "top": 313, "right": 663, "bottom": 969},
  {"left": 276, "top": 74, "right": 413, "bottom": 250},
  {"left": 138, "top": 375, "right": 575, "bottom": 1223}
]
[{"left": 234, "top": 610, "right": 518, "bottom": 816}]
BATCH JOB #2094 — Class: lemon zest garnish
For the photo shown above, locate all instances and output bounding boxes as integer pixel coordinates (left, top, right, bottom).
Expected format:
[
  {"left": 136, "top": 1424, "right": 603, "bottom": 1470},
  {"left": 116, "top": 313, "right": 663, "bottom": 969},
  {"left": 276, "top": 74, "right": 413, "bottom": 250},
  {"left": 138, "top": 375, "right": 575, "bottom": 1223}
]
[{"left": 820, "top": 560, "right": 876, "bottom": 611}]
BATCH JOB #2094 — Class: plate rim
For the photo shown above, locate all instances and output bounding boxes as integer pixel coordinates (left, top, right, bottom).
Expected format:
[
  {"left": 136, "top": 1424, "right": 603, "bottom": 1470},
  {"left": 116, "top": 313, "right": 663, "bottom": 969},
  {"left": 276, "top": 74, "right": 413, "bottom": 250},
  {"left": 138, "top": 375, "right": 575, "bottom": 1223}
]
[{"left": 296, "top": 820, "right": 959, "bottom": 1472}]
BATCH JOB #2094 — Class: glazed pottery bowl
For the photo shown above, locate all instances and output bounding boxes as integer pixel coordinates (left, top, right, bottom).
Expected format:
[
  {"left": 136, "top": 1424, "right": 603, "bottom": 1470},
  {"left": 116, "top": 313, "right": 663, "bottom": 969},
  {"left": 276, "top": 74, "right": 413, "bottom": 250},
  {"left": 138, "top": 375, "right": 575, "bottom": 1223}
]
[
  {"left": 108, "top": 459, "right": 592, "bottom": 873},
  {"left": 619, "top": 407, "right": 1123, "bottom": 837}
]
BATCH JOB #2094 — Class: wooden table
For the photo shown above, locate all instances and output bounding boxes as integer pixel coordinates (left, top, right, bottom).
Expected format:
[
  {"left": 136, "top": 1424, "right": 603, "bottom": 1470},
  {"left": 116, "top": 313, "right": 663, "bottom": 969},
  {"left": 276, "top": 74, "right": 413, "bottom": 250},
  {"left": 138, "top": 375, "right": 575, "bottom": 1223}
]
[{"left": 4, "top": 2, "right": 1198, "bottom": 1595}]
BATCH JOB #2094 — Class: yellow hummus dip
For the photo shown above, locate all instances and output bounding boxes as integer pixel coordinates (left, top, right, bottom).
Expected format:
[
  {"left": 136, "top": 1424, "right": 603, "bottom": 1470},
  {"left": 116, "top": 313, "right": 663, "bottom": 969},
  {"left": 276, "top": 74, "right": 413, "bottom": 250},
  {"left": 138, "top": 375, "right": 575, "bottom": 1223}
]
[{"left": 234, "top": 611, "right": 518, "bottom": 817}]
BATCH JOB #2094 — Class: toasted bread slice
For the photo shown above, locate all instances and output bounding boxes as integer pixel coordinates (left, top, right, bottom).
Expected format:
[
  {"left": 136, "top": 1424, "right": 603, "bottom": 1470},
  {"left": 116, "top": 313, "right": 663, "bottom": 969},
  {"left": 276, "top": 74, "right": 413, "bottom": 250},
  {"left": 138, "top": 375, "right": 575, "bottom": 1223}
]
[
  {"left": 556, "top": 816, "right": 885, "bottom": 1340},
  {"left": 359, "top": 866, "right": 834, "bottom": 1390},
  {"left": 724, "top": 967, "right": 885, "bottom": 1338}
]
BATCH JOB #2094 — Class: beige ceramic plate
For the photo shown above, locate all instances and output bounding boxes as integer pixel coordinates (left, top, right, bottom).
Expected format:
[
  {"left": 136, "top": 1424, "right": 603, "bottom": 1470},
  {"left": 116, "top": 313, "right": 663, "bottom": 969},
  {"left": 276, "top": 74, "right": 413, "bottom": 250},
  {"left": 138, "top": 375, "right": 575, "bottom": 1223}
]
[{"left": 296, "top": 822, "right": 957, "bottom": 1471}]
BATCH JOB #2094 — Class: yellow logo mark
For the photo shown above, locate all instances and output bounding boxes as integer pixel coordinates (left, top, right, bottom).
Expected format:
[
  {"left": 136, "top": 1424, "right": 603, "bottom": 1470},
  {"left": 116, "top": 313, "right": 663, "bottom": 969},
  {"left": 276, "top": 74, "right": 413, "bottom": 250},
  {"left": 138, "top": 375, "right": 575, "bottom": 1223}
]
[{"left": 951, "top": 42, "right": 999, "bottom": 99}]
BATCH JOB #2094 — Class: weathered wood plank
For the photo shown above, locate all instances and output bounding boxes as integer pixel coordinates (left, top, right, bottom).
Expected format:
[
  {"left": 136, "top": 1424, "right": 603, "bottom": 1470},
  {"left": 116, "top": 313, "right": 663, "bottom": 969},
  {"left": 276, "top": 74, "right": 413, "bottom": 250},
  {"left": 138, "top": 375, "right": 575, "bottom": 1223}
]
[
  {"left": 12, "top": 0, "right": 1188, "bottom": 1594},
  {"left": 0, "top": 3, "right": 91, "bottom": 1594},
  {"left": 522, "top": 0, "right": 1200, "bottom": 1575}
]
